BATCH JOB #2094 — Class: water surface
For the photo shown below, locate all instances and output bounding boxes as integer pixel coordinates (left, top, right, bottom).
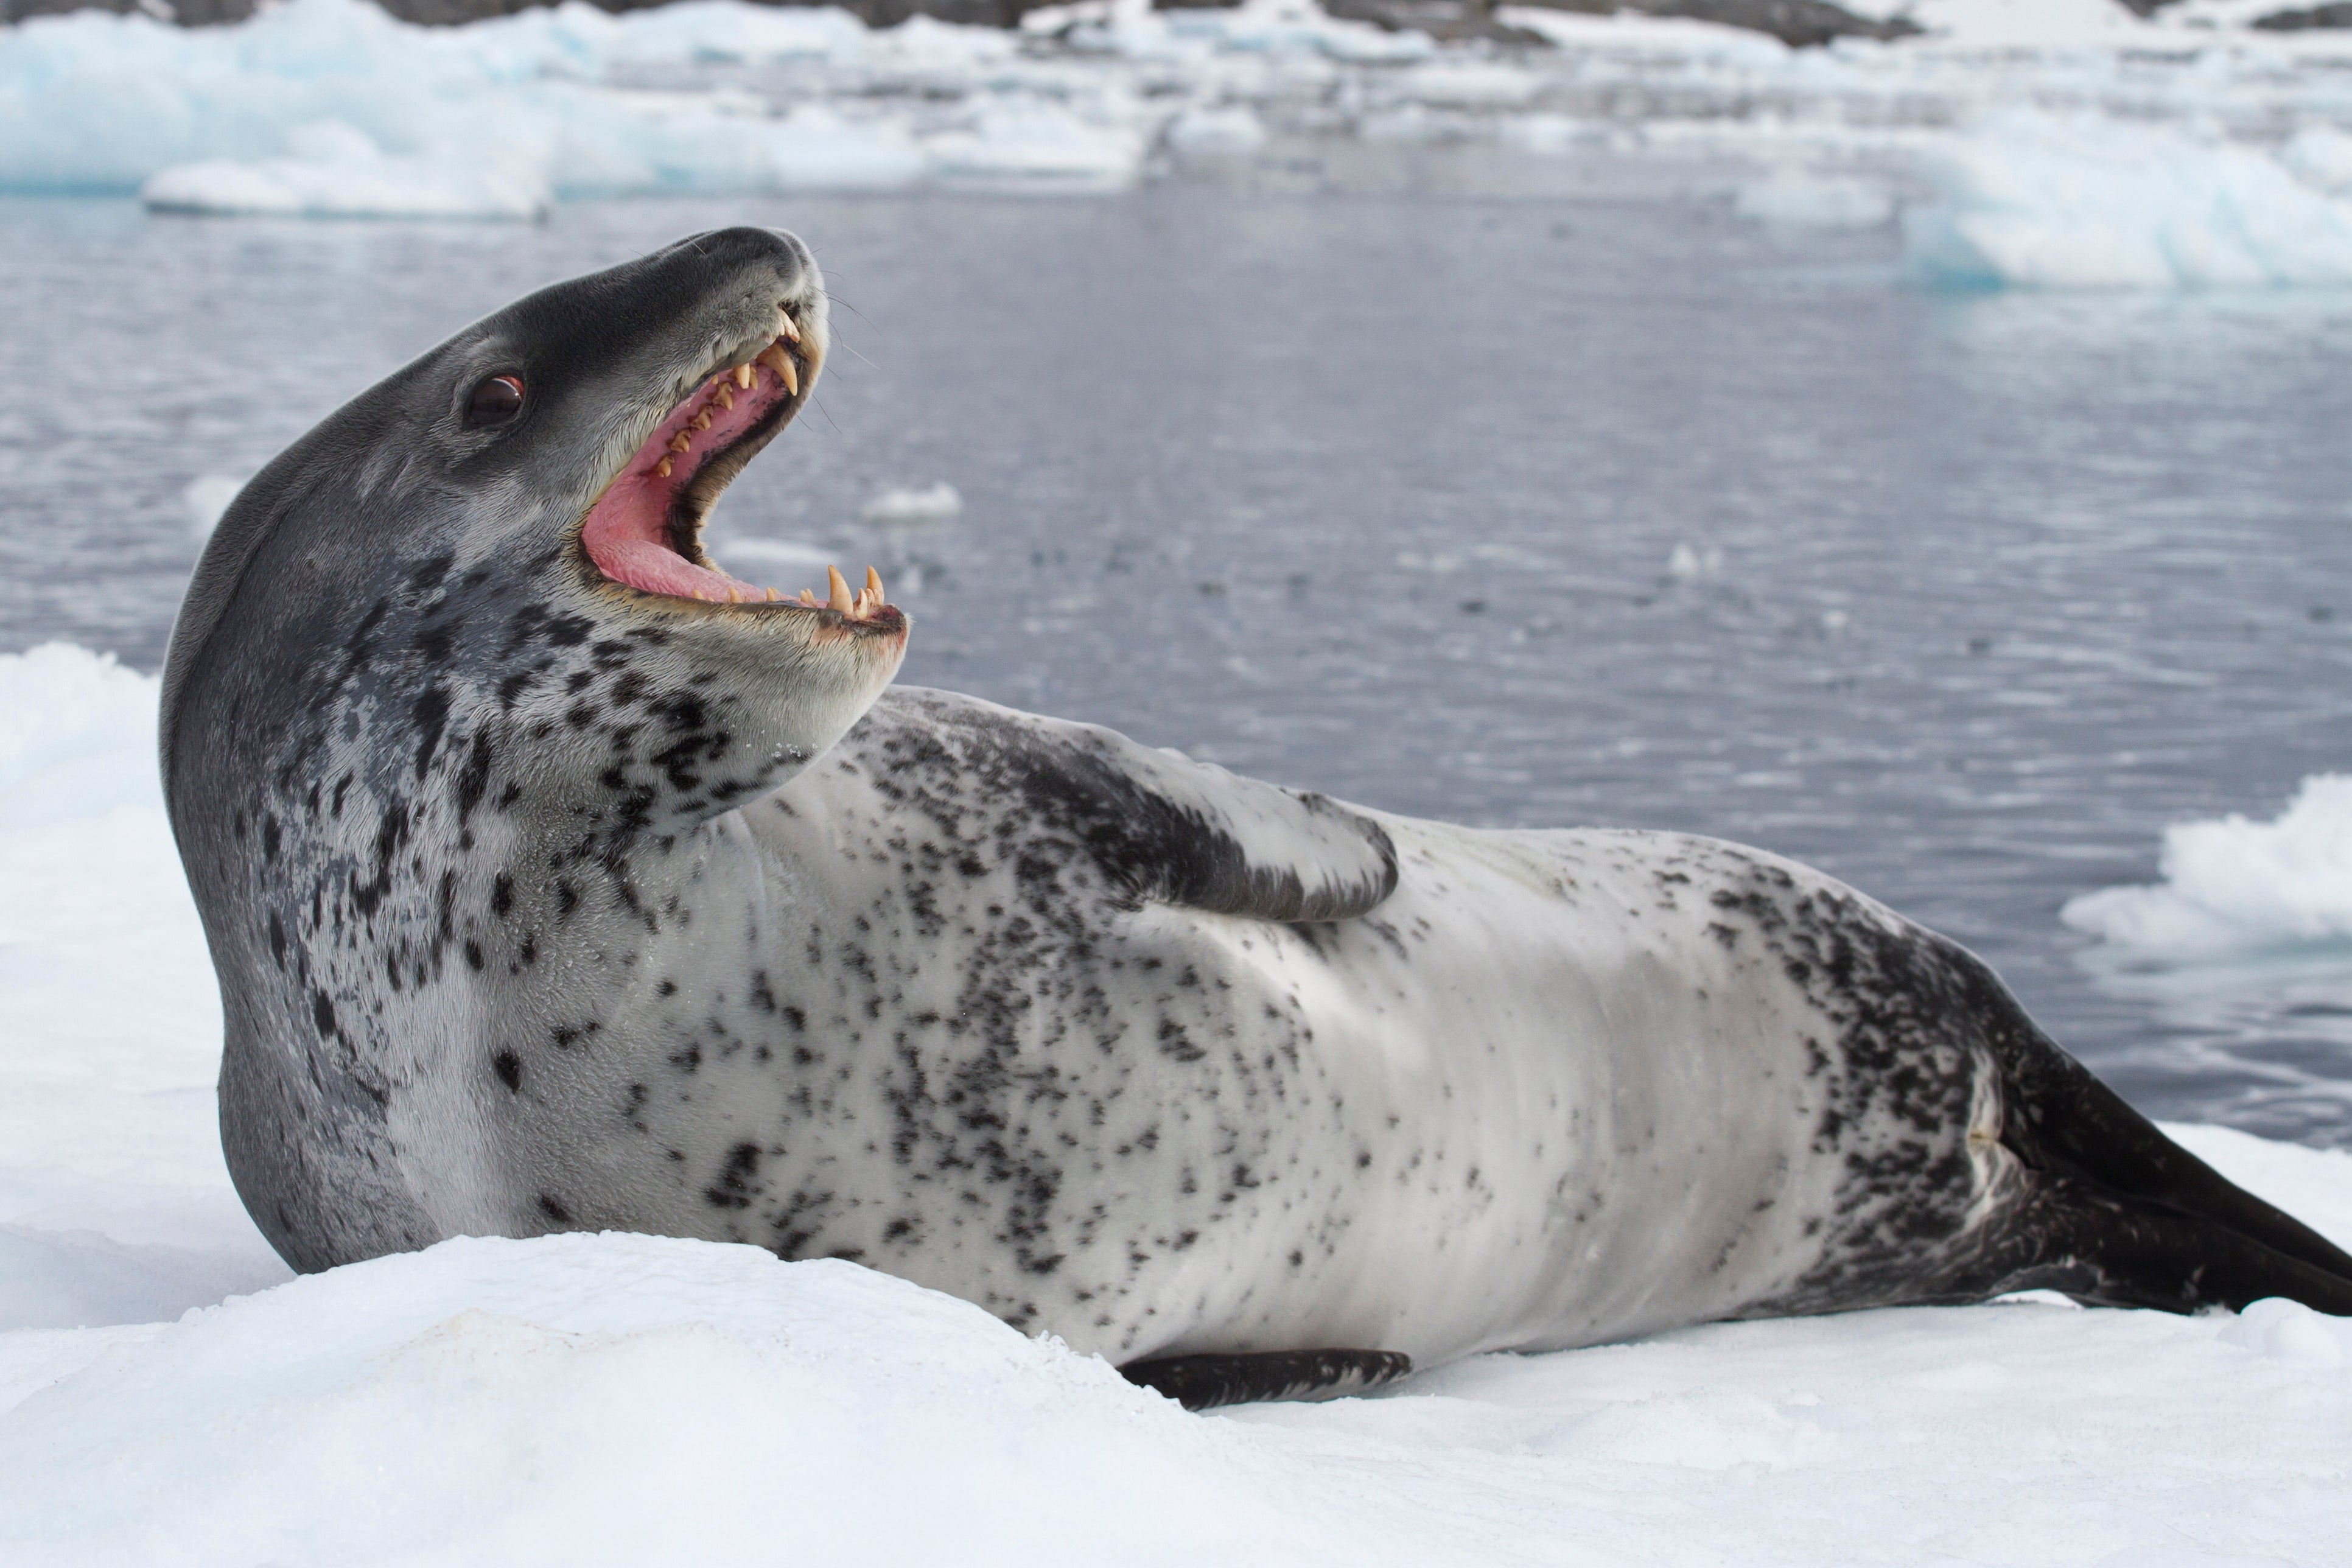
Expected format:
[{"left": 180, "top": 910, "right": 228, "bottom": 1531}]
[{"left": 4, "top": 177, "right": 2349, "bottom": 1141}]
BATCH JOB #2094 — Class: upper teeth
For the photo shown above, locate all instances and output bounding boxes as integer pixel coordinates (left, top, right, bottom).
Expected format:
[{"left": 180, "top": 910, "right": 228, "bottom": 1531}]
[
  {"left": 644, "top": 321, "right": 861, "bottom": 616},
  {"left": 648, "top": 333, "right": 807, "bottom": 475}
]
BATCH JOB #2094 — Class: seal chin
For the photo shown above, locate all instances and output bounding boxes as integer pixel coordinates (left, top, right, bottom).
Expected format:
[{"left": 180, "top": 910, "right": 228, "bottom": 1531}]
[{"left": 576, "top": 306, "right": 904, "bottom": 647}]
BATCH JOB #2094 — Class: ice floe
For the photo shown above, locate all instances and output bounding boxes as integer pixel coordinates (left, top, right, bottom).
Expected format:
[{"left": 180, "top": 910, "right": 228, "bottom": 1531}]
[{"left": 2, "top": 637, "right": 2351, "bottom": 1562}]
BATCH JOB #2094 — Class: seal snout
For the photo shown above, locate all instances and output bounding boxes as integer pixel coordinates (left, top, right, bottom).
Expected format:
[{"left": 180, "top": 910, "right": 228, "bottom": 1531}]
[{"left": 572, "top": 237, "right": 896, "bottom": 640}]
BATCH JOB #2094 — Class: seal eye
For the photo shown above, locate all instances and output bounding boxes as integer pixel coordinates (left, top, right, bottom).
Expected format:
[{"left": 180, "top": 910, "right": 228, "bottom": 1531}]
[{"left": 466, "top": 374, "right": 525, "bottom": 427}]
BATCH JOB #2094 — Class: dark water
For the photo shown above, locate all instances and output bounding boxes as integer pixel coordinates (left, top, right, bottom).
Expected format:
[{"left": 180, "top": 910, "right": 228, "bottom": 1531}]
[{"left": 4, "top": 180, "right": 2351, "bottom": 1143}]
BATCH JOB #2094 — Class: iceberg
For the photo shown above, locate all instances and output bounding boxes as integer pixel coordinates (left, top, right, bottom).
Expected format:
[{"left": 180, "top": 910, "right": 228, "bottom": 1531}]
[
  {"left": 142, "top": 119, "right": 552, "bottom": 219},
  {"left": 1906, "top": 114, "right": 2352, "bottom": 289}
]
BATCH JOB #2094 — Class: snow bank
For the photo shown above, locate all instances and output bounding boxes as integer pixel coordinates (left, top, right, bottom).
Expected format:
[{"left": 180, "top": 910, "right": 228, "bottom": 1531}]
[
  {"left": 0, "top": 1236, "right": 1390, "bottom": 1567},
  {"left": 2065, "top": 774, "right": 2352, "bottom": 960},
  {"left": 2, "top": 639, "right": 2349, "bottom": 1562},
  {"left": 0, "top": 646, "right": 292, "bottom": 1337}
]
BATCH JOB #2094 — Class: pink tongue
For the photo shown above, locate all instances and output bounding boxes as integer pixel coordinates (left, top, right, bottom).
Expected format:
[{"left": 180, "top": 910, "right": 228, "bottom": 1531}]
[
  {"left": 578, "top": 363, "right": 786, "bottom": 601},
  {"left": 591, "top": 536, "right": 746, "bottom": 600}
]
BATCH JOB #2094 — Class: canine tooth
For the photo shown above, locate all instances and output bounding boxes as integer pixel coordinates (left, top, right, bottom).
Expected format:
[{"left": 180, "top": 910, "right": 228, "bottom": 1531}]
[
  {"left": 692, "top": 413, "right": 712, "bottom": 431},
  {"left": 757, "top": 343, "right": 799, "bottom": 396},
  {"left": 734, "top": 365, "right": 754, "bottom": 390},
  {"left": 668, "top": 433, "right": 691, "bottom": 453},
  {"left": 655, "top": 457, "right": 673, "bottom": 478},
  {"left": 827, "top": 565, "right": 853, "bottom": 614}
]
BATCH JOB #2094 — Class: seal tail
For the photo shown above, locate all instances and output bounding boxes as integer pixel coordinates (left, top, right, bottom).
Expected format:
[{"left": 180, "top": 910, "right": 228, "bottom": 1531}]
[{"left": 1987, "top": 1015, "right": 2352, "bottom": 1316}]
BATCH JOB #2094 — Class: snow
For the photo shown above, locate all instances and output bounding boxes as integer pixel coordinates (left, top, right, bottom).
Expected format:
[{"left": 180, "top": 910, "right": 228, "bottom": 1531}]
[
  {"left": 6, "top": 0, "right": 2352, "bottom": 287},
  {"left": 1, "top": 638, "right": 2350, "bottom": 1561},
  {"left": 2065, "top": 774, "right": 2352, "bottom": 961}
]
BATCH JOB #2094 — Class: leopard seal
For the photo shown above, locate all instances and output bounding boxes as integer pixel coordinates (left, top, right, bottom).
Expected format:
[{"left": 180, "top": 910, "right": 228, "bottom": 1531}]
[{"left": 163, "top": 228, "right": 2352, "bottom": 1409}]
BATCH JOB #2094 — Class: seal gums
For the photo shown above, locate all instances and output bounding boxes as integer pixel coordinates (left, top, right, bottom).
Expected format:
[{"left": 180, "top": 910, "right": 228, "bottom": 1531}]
[{"left": 578, "top": 315, "right": 886, "bottom": 617}]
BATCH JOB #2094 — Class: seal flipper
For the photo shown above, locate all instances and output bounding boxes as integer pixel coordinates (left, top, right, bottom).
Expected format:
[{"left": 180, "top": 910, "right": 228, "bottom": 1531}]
[
  {"left": 1119, "top": 1349, "right": 1412, "bottom": 1410},
  {"left": 1962, "top": 950, "right": 2352, "bottom": 1315},
  {"left": 870, "top": 689, "right": 1398, "bottom": 923},
  {"left": 1992, "top": 1031, "right": 2352, "bottom": 1314}
]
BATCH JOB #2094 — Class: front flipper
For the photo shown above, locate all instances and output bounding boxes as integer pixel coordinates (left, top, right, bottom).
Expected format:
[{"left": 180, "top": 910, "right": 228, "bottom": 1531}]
[
  {"left": 1119, "top": 1349, "right": 1413, "bottom": 1410},
  {"left": 867, "top": 689, "right": 1398, "bottom": 923}
]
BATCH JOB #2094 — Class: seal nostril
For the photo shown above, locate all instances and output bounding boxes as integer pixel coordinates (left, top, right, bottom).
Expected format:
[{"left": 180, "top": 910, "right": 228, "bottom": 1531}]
[{"left": 466, "top": 374, "right": 525, "bottom": 427}]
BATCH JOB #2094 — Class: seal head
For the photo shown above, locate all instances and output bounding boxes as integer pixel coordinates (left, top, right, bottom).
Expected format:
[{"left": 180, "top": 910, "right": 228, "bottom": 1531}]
[{"left": 164, "top": 229, "right": 906, "bottom": 1264}]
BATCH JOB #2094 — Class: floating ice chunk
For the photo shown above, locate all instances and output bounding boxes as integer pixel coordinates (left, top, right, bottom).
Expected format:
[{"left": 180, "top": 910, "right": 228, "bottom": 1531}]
[
  {"left": 923, "top": 106, "right": 1148, "bottom": 189},
  {"left": 1167, "top": 106, "right": 1269, "bottom": 155},
  {"left": 181, "top": 474, "right": 247, "bottom": 541},
  {"left": 1906, "top": 114, "right": 2352, "bottom": 290},
  {"left": 1399, "top": 63, "right": 1542, "bottom": 109},
  {"left": 1735, "top": 167, "right": 1895, "bottom": 231},
  {"left": 863, "top": 482, "right": 964, "bottom": 524},
  {"left": 763, "top": 106, "right": 926, "bottom": 191},
  {"left": 2284, "top": 125, "right": 2352, "bottom": 195},
  {"left": 1194, "top": 0, "right": 1437, "bottom": 63},
  {"left": 2062, "top": 775, "right": 2352, "bottom": 959},
  {"left": 1666, "top": 543, "right": 1724, "bottom": 579},
  {"left": 1498, "top": 113, "right": 1595, "bottom": 155},
  {"left": 142, "top": 121, "right": 550, "bottom": 220}
]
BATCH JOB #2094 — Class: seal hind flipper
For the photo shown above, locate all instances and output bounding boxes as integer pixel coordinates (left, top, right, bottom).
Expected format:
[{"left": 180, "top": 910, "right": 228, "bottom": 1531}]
[
  {"left": 1990, "top": 1017, "right": 2352, "bottom": 1314},
  {"left": 1118, "top": 1348, "right": 1413, "bottom": 1410},
  {"left": 871, "top": 688, "right": 1398, "bottom": 923}
]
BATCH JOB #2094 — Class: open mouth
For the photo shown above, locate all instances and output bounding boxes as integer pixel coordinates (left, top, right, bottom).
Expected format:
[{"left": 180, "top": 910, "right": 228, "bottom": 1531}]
[{"left": 578, "top": 313, "right": 897, "bottom": 627}]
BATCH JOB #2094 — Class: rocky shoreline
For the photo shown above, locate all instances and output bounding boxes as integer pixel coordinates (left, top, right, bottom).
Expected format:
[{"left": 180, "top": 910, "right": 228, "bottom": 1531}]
[{"left": 21, "top": 0, "right": 2330, "bottom": 51}]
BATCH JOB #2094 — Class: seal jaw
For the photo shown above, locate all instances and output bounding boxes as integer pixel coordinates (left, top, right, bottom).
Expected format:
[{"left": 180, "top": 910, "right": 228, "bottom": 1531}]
[{"left": 574, "top": 297, "right": 902, "bottom": 645}]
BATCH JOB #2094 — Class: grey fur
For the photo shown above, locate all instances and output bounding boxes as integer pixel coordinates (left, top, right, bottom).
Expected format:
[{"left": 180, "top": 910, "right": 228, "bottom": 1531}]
[{"left": 164, "top": 229, "right": 2352, "bottom": 1385}]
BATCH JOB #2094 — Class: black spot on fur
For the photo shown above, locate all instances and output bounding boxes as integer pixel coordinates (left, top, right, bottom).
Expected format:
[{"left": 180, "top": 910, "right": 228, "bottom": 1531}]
[{"left": 706, "top": 1143, "right": 760, "bottom": 1209}]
